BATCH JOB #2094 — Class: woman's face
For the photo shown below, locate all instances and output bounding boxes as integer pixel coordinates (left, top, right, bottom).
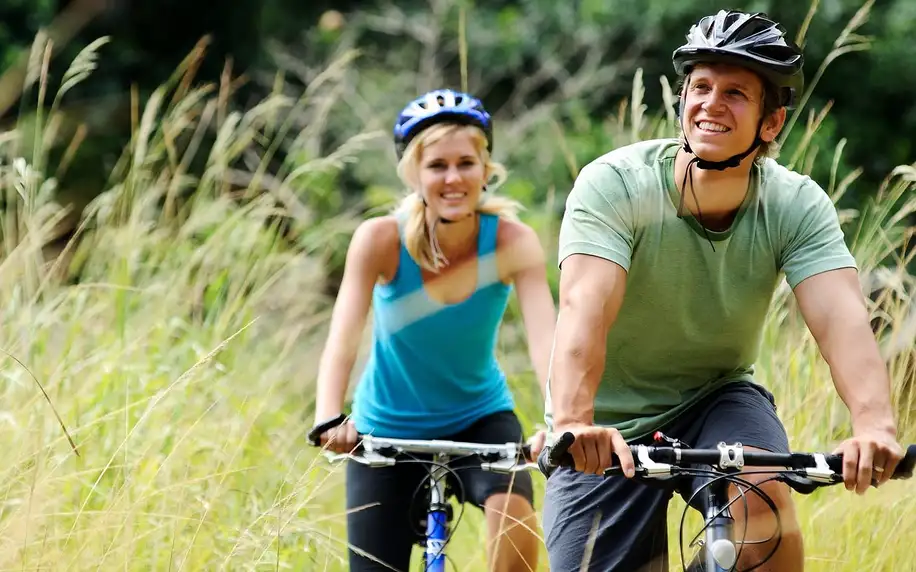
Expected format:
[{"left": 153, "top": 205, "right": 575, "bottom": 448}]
[{"left": 416, "top": 129, "right": 486, "bottom": 222}]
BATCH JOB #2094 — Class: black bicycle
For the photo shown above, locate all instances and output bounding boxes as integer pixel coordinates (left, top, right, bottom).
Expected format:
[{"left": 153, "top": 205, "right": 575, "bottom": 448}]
[{"left": 539, "top": 431, "right": 916, "bottom": 572}]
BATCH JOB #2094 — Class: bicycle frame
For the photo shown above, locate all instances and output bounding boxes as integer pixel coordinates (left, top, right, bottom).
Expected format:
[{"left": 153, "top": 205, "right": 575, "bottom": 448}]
[{"left": 321, "top": 435, "right": 538, "bottom": 572}]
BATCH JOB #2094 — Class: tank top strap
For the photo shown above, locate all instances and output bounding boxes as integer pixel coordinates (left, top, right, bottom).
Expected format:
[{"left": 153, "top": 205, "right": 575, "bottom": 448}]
[
  {"left": 477, "top": 213, "right": 502, "bottom": 289},
  {"left": 380, "top": 212, "right": 423, "bottom": 295}
]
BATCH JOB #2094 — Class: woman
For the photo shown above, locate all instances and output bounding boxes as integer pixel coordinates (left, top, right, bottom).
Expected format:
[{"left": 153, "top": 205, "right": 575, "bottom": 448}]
[{"left": 309, "top": 88, "right": 556, "bottom": 571}]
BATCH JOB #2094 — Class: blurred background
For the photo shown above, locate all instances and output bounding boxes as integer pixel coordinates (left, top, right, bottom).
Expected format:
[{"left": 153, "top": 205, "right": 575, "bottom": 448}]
[{"left": 0, "top": 0, "right": 913, "bottom": 570}]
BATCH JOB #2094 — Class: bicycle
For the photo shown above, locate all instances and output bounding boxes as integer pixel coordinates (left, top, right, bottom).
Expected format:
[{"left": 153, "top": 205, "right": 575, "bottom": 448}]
[
  {"left": 308, "top": 417, "right": 541, "bottom": 572},
  {"left": 539, "top": 431, "right": 916, "bottom": 572}
]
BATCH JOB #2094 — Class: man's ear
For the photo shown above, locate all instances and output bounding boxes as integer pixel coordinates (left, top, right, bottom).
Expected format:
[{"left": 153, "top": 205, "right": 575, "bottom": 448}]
[{"left": 760, "top": 106, "right": 787, "bottom": 143}]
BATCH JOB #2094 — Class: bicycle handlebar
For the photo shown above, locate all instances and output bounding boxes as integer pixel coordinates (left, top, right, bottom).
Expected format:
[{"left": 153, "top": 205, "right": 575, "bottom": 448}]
[
  {"left": 539, "top": 431, "right": 916, "bottom": 494},
  {"left": 316, "top": 434, "right": 538, "bottom": 474},
  {"left": 308, "top": 414, "right": 539, "bottom": 473}
]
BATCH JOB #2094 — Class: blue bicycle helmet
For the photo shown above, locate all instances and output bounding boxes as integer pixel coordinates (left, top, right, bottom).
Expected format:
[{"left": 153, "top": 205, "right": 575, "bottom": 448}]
[{"left": 393, "top": 89, "right": 493, "bottom": 159}]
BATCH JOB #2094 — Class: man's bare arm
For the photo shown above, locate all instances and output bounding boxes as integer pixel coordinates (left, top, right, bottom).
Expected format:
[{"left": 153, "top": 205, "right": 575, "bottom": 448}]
[
  {"left": 550, "top": 253, "right": 632, "bottom": 474},
  {"left": 794, "top": 267, "right": 903, "bottom": 493}
]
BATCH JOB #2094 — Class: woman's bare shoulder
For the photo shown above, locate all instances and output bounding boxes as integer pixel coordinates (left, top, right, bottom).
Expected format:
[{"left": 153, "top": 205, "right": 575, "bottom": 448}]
[{"left": 349, "top": 215, "right": 402, "bottom": 280}]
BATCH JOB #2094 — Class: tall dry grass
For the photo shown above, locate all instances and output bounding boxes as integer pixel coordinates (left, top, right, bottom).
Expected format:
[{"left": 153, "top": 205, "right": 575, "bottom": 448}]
[{"left": 0, "top": 0, "right": 912, "bottom": 570}]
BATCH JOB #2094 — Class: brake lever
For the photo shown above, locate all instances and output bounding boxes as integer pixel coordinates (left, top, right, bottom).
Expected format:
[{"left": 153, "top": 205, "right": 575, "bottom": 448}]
[
  {"left": 481, "top": 459, "right": 539, "bottom": 473},
  {"left": 320, "top": 449, "right": 396, "bottom": 468}
]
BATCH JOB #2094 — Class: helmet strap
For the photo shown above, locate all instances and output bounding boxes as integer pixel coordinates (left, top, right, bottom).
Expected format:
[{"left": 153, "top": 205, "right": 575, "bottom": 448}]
[
  {"left": 421, "top": 194, "right": 479, "bottom": 270},
  {"left": 428, "top": 217, "right": 449, "bottom": 270}
]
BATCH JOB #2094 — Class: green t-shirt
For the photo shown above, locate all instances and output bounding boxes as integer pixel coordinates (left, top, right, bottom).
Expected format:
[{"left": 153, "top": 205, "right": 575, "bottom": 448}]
[{"left": 546, "top": 138, "right": 857, "bottom": 440}]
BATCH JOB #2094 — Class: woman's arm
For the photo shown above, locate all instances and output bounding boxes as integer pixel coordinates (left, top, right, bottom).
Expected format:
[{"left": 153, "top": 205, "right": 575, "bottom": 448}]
[
  {"left": 313, "top": 217, "right": 398, "bottom": 451},
  {"left": 499, "top": 220, "right": 557, "bottom": 399}
]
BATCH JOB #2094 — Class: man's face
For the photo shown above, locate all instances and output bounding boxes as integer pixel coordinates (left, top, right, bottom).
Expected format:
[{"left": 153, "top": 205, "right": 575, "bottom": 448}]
[{"left": 682, "top": 63, "right": 786, "bottom": 162}]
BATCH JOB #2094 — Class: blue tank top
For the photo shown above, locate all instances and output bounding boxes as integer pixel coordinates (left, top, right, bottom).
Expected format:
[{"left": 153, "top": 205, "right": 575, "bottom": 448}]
[{"left": 350, "top": 213, "right": 516, "bottom": 438}]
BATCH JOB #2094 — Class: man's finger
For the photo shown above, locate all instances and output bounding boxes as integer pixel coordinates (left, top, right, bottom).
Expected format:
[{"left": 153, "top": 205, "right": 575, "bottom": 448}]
[
  {"left": 585, "top": 437, "right": 602, "bottom": 475},
  {"left": 885, "top": 446, "right": 904, "bottom": 484},
  {"left": 596, "top": 431, "right": 612, "bottom": 476},
  {"left": 610, "top": 430, "right": 634, "bottom": 478},
  {"left": 842, "top": 442, "right": 859, "bottom": 492},
  {"left": 877, "top": 443, "right": 903, "bottom": 486},
  {"left": 856, "top": 442, "right": 875, "bottom": 495},
  {"left": 570, "top": 440, "right": 586, "bottom": 473}
]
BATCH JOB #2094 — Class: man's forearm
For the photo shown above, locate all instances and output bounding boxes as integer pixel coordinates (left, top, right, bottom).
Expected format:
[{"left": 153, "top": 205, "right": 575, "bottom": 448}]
[
  {"left": 550, "top": 308, "right": 607, "bottom": 426},
  {"left": 824, "top": 321, "right": 897, "bottom": 433}
]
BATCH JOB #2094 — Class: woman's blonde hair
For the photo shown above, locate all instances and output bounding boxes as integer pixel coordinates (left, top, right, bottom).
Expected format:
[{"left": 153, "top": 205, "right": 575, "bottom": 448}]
[{"left": 393, "top": 122, "right": 522, "bottom": 272}]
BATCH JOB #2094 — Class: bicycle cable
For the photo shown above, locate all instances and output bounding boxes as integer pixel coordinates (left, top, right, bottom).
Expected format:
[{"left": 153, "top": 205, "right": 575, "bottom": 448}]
[
  {"left": 678, "top": 469, "right": 783, "bottom": 572},
  {"left": 395, "top": 453, "right": 469, "bottom": 572}
]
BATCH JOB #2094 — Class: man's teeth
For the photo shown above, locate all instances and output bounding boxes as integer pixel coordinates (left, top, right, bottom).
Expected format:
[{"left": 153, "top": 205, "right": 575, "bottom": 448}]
[{"left": 698, "top": 121, "right": 729, "bottom": 132}]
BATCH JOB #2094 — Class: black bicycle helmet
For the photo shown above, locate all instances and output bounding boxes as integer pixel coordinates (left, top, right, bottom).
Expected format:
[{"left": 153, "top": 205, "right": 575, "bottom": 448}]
[
  {"left": 672, "top": 10, "right": 805, "bottom": 108},
  {"left": 670, "top": 10, "right": 805, "bottom": 173},
  {"left": 393, "top": 89, "right": 493, "bottom": 159}
]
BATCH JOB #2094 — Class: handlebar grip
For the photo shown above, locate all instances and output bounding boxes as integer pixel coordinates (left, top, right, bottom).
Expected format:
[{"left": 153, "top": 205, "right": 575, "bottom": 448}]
[
  {"left": 307, "top": 413, "right": 347, "bottom": 447},
  {"left": 604, "top": 455, "right": 626, "bottom": 477},
  {"left": 537, "top": 431, "right": 576, "bottom": 477},
  {"left": 824, "top": 444, "right": 916, "bottom": 479},
  {"left": 895, "top": 445, "right": 916, "bottom": 479}
]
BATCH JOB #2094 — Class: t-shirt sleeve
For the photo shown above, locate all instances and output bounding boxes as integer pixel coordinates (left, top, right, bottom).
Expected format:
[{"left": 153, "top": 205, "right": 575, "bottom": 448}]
[
  {"left": 779, "top": 179, "right": 858, "bottom": 289},
  {"left": 557, "top": 161, "right": 636, "bottom": 271}
]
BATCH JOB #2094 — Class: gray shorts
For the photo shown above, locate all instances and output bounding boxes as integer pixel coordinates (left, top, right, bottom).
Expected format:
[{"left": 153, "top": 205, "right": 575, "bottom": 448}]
[{"left": 542, "top": 381, "right": 790, "bottom": 572}]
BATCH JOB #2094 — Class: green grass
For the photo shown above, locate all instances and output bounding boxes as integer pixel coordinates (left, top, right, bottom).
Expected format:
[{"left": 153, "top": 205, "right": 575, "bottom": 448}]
[{"left": 0, "top": 2, "right": 914, "bottom": 569}]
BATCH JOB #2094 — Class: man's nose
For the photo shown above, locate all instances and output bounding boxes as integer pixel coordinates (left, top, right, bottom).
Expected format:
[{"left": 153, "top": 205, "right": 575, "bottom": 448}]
[{"left": 703, "top": 88, "right": 727, "bottom": 112}]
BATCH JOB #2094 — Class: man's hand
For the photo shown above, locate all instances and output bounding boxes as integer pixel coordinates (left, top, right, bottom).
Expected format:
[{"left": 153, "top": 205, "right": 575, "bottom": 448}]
[
  {"left": 554, "top": 423, "right": 636, "bottom": 477},
  {"left": 833, "top": 424, "right": 904, "bottom": 495}
]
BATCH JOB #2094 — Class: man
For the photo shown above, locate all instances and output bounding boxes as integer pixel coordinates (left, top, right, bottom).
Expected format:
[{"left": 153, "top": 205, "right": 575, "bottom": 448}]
[{"left": 541, "top": 10, "right": 904, "bottom": 572}]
